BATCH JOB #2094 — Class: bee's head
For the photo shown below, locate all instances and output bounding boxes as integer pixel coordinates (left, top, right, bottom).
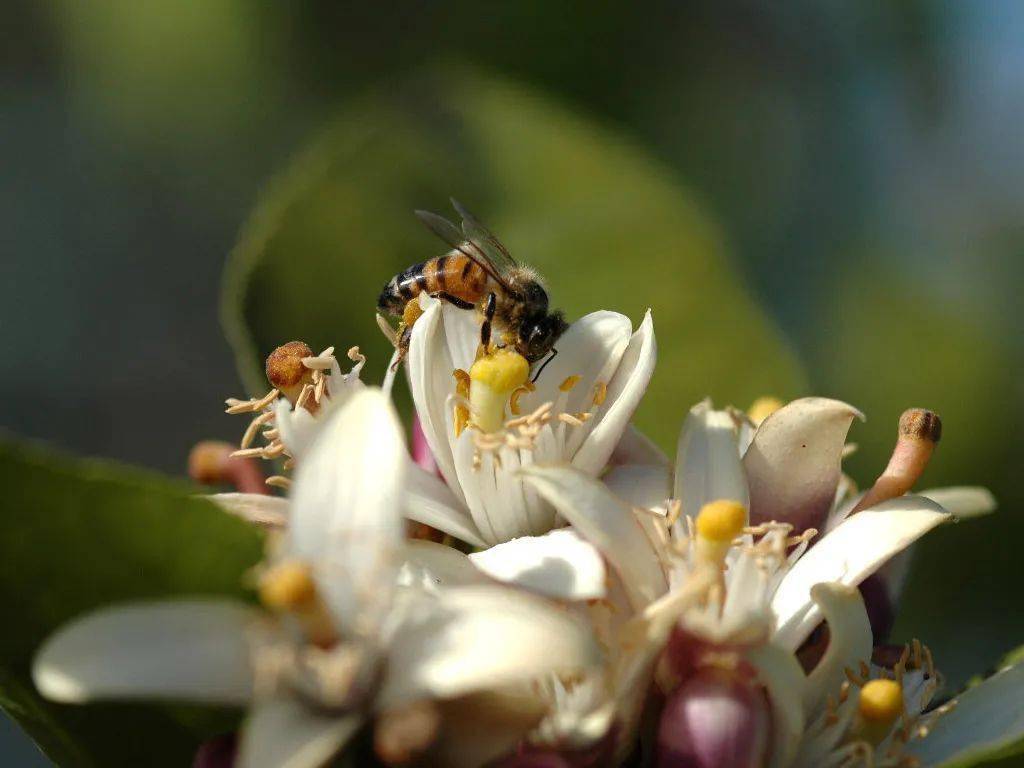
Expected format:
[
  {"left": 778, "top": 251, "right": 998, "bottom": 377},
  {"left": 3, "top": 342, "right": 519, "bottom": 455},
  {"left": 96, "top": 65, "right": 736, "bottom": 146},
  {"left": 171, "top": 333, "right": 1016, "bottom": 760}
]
[{"left": 518, "top": 311, "right": 568, "bottom": 362}]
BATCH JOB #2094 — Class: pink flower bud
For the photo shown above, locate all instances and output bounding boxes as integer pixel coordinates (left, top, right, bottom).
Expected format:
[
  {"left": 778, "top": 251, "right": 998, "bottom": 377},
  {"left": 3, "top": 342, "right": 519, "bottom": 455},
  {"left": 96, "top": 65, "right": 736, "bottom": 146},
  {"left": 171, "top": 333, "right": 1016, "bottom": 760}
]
[{"left": 656, "top": 669, "right": 770, "bottom": 768}]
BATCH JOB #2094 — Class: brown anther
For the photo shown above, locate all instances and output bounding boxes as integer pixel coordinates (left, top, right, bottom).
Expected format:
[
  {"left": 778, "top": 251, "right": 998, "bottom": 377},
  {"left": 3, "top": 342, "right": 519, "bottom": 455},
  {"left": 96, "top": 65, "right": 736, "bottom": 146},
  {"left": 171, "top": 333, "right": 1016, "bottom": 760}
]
[
  {"left": 559, "top": 375, "right": 581, "bottom": 392},
  {"left": 453, "top": 403, "right": 471, "bottom": 438},
  {"left": 265, "top": 475, "right": 292, "bottom": 489},
  {"left": 374, "top": 700, "right": 441, "bottom": 766},
  {"left": 851, "top": 409, "right": 942, "bottom": 514},
  {"left": 188, "top": 440, "right": 266, "bottom": 494},
  {"left": 265, "top": 342, "right": 315, "bottom": 404}
]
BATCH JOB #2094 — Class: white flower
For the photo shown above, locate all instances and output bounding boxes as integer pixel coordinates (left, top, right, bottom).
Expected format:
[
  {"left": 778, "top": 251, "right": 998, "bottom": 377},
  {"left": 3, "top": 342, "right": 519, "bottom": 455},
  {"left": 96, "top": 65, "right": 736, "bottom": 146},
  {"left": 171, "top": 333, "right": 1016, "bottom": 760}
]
[
  {"left": 33, "top": 389, "right": 600, "bottom": 768},
  {"left": 402, "top": 295, "right": 655, "bottom": 548},
  {"left": 498, "top": 397, "right": 996, "bottom": 763}
]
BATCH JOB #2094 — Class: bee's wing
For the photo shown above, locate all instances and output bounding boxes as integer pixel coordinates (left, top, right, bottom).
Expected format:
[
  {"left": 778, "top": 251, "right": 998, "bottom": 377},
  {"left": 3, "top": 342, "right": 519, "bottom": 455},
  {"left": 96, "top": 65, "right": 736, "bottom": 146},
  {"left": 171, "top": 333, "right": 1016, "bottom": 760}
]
[
  {"left": 450, "top": 199, "right": 520, "bottom": 278},
  {"left": 415, "top": 207, "right": 513, "bottom": 291}
]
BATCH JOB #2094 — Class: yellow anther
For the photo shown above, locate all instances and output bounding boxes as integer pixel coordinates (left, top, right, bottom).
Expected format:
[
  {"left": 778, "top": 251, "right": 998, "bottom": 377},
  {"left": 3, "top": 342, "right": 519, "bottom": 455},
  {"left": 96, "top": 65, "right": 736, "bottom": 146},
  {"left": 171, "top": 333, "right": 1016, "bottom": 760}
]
[
  {"left": 695, "top": 500, "right": 747, "bottom": 542},
  {"left": 509, "top": 382, "right": 534, "bottom": 416},
  {"left": 259, "top": 560, "right": 317, "bottom": 610},
  {"left": 859, "top": 679, "right": 903, "bottom": 724},
  {"left": 402, "top": 299, "right": 424, "bottom": 327},
  {"left": 468, "top": 349, "right": 530, "bottom": 434},
  {"left": 559, "top": 375, "right": 582, "bottom": 392},
  {"left": 453, "top": 368, "right": 471, "bottom": 399},
  {"left": 592, "top": 381, "right": 608, "bottom": 406},
  {"left": 748, "top": 396, "right": 784, "bottom": 425},
  {"left": 453, "top": 403, "right": 471, "bottom": 438}
]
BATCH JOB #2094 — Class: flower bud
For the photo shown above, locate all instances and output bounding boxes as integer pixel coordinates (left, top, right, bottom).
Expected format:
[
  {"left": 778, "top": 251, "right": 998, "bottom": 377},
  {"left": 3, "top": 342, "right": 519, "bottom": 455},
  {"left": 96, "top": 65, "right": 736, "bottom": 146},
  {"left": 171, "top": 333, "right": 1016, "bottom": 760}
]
[
  {"left": 188, "top": 440, "right": 266, "bottom": 494},
  {"left": 656, "top": 669, "right": 769, "bottom": 768}
]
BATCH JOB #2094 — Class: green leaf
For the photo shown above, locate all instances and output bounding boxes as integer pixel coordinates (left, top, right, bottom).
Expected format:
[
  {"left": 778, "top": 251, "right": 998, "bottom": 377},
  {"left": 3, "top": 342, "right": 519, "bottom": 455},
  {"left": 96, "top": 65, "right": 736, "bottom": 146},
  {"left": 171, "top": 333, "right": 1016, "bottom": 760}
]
[
  {"left": 222, "top": 65, "right": 806, "bottom": 451},
  {"left": 0, "top": 438, "right": 264, "bottom": 766}
]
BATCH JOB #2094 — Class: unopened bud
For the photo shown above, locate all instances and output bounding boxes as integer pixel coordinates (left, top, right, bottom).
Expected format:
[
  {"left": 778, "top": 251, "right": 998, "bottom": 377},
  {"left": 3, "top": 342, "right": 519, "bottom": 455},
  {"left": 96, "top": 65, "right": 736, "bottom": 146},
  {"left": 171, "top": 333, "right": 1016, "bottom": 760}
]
[
  {"left": 265, "top": 341, "right": 315, "bottom": 404},
  {"left": 188, "top": 440, "right": 266, "bottom": 494},
  {"left": 851, "top": 408, "right": 941, "bottom": 514},
  {"left": 656, "top": 668, "right": 769, "bottom": 768}
]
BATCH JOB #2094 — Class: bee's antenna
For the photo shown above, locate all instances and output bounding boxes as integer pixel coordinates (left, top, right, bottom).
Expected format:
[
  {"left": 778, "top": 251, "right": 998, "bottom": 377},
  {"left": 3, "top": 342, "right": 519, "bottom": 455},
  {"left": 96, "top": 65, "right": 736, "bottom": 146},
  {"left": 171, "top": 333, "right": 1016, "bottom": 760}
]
[{"left": 531, "top": 348, "right": 558, "bottom": 384}]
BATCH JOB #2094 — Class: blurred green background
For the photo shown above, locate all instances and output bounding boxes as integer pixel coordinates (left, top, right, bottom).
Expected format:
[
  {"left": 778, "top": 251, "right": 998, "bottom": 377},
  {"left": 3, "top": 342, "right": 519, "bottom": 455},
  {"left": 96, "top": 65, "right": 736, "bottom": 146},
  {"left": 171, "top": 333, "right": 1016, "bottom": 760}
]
[{"left": 3, "top": 1, "right": 1023, "bottom": 764}]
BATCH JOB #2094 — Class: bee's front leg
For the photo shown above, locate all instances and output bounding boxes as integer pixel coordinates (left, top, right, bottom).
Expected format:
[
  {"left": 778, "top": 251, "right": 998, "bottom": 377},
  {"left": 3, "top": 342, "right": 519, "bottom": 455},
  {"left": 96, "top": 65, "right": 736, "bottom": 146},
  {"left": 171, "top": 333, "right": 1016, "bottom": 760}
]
[{"left": 480, "top": 292, "right": 497, "bottom": 353}]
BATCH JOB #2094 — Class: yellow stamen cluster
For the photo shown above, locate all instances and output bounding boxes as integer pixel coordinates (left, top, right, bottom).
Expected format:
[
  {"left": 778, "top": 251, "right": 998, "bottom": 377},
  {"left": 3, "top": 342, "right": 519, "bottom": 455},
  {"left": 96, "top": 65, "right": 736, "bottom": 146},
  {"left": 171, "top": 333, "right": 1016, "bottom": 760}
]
[
  {"left": 748, "top": 396, "right": 784, "bottom": 425},
  {"left": 468, "top": 349, "right": 530, "bottom": 434}
]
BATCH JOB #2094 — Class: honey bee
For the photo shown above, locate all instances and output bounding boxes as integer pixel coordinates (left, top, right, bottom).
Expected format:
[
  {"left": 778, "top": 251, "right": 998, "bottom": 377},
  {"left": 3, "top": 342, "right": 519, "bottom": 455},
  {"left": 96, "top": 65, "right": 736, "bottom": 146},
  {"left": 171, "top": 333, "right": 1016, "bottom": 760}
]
[{"left": 378, "top": 200, "right": 568, "bottom": 377}]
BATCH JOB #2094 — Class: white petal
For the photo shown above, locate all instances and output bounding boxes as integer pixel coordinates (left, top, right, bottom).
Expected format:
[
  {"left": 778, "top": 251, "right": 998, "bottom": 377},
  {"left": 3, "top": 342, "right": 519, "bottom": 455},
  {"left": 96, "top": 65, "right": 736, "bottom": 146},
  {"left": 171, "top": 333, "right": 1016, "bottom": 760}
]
[
  {"left": 289, "top": 388, "right": 406, "bottom": 631},
  {"left": 237, "top": 697, "right": 361, "bottom": 768},
  {"left": 377, "top": 585, "right": 600, "bottom": 709},
  {"left": 745, "top": 643, "right": 806, "bottom": 768},
  {"left": 919, "top": 485, "right": 997, "bottom": 519},
  {"left": 771, "top": 496, "right": 949, "bottom": 651},
  {"left": 906, "top": 662, "right": 1024, "bottom": 767},
  {"left": 609, "top": 424, "right": 671, "bottom": 468},
  {"left": 398, "top": 540, "right": 491, "bottom": 590},
  {"left": 207, "top": 492, "right": 288, "bottom": 529},
  {"left": 407, "top": 299, "right": 465, "bottom": 506},
  {"left": 673, "top": 399, "right": 749, "bottom": 519},
  {"left": 273, "top": 399, "right": 322, "bottom": 462},
  {"left": 33, "top": 601, "right": 258, "bottom": 704},
  {"left": 573, "top": 310, "right": 656, "bottom": 474},
  {"left": 521, "top": 311, "right": 632, "bottom": 415},
  {"left": 468, "top": 529, "right": 607, "bottom": 601},
  {"left": 404, "top": 463, "right": 486, "bottom": 548},
  {"left": 743, "top": 397, "right": 864, "bottom": 532},
  {"left": 802, "top": 583, "right": 872, "bottom": 716},
  {"left": 602, "top": 463, "right": 672, "bottom": 512},
  {"left": 440, "top": 300, "right": 481, "bottom": 373},
  {"left": 520, "top": 464, "right": 667, "bottom": 608}
]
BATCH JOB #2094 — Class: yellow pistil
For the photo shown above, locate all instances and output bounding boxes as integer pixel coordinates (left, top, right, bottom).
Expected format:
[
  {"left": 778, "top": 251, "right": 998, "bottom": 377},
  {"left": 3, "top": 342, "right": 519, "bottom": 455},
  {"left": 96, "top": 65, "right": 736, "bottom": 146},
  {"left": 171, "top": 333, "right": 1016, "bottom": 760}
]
[
  {"left": 695, "top": 499, "right": 747, "bottom": 564},
  {"left": 468, "top": 349, "right": 530, "bottom": 434},
  {"left": 854, "top": 678, "right": 904, "bottom": 744},
  {"left": 748, "top": 396, "right": 784, "bottom": 425}
]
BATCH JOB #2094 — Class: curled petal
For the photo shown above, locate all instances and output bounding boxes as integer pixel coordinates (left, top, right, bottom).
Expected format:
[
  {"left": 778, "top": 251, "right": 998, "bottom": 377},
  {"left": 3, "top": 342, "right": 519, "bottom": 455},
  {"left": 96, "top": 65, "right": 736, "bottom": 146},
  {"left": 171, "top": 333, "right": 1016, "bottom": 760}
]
[
  {"left": 469, "top": 528, "right": 607, "bottom": 601},
  {"left": 521, "top": 464, "right": 668, "bottom": 608},
  {"left": 802, "top": 583, "right": 873, "bottom": 715},
  {"left": 743, "top": 397, "right": 863, "bottom": 532},
  {"left": 378, "top": 585, "right": 600, "bottom": 709},
  {"left": 919, "top": 485, "right": 997, "bottom": 519},
  {"left": 573, "top": 310, "right": 656, "bottom": 474},
  {"left": 771, "top": 495, "right": 949, "bottom": 651},
  {"left": 33, "top": 601, "right": 258, "bottom": 704}
]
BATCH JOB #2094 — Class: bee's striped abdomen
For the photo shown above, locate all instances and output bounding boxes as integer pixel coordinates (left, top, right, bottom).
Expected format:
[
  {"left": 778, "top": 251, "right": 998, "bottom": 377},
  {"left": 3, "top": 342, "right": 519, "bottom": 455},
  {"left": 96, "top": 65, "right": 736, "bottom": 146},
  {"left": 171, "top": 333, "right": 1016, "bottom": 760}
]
[{"left": 377, "top": 251, "right": 489, "bottom": 315}]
